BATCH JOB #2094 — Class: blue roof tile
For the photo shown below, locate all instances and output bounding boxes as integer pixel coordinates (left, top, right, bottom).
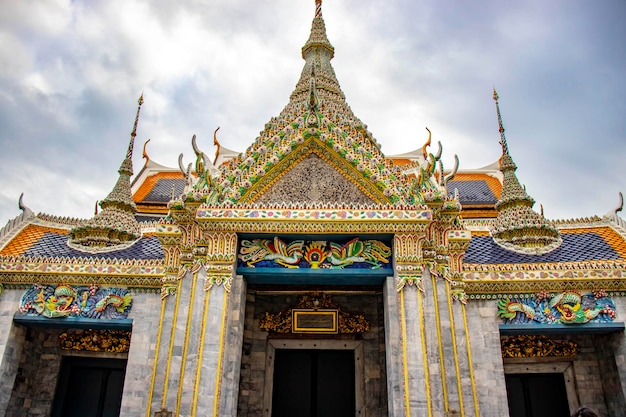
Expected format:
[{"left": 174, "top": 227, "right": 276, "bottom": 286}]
[
  {"left": 464, "top": 232, "right": 621, "bottom": 264},
  {"left": 22, "top": 233, "right": 164, "bottom": 260},
  {"left": 143, "top": 178, "right": 185, "bottom": 202},
  {"left": 447, "top": 180, "right": 497, "bottom": 205}
]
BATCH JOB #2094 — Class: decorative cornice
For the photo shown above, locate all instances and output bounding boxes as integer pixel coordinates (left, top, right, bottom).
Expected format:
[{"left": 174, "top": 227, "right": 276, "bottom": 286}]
[
  {"left": 464, "top": 275, "right": 626, "bottom": 296},
  {"left": 0, "top": 273, "right": 162, "bottom": 288},
  {"left": 0, "top": 255, "right": 164, "bottom": 288}
]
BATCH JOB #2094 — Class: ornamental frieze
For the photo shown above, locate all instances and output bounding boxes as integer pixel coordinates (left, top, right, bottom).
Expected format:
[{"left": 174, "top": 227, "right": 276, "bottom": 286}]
[
  {"left": 238, "top": 237, "right": 391, "bottom": 270},
  {"left": 501, "top": 335, "right": 578, "bottom": 358},
  {"left": 0, "top": 258, "right": 164, "bottom": 277},
  {"left": 59, "top": 329, "right": 131, "bottom": 353},
  {"left": 497, "top": 290, "right": 616, "bottom": 325},
  {"left": 197, "top": 207, "right": 432, "bottom": 222},
  {"left": 19, "top": 284, "right": 132, "bottom": 319}
]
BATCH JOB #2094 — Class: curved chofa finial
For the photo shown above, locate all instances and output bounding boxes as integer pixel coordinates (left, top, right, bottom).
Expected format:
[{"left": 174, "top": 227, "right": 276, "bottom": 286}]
[
  {"left": 604, "top": 191, "right": 626, "bottom": 231},
  {"left": 192, "top": 134, "right": 217, "bottom": 177},
  {"left": 615, "top": 191, "right": 624, "bottom": 214},
  {"left": 213, "top": 126, "right": 221, "bottom": 165},
  {"left": 68, "top": 94, "right": 143, "bottom": 250},
  {"left": 443, "top": 154, "right": 459, "bottom": 188},
  {"left": 178, "top": 153, "right": 188, "bottom": 178},
  {"left": 0, "top": 193, "right": 33, "bottom": 239},
  {"left": 434, "top": 141, "right": 443, "bottom": 161},
  {"left": 142, "top": 138, "right": 151, "bottom": 164},
  {"left": 18, "top": 193, "right": 31, "bottom": 213},
  {"left": 490, "top": 90, "right": 562, "bottom": 254},
  {"left": 421, "top": 127, "right": 432, "bottom": 160}
]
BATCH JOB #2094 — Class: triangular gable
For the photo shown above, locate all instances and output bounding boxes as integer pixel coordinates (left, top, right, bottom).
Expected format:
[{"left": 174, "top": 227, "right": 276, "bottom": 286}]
[{"left": 252, "top": 153, "right": 377, "bottom": 205}]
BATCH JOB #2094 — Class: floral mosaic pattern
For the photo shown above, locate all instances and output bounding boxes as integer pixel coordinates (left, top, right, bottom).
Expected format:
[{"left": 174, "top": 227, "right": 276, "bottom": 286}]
[{"left": 197, "top": 207, "right": 432, "bottom": 221}]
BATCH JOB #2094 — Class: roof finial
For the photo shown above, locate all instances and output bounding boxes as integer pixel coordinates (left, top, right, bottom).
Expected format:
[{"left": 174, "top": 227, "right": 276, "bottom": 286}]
[
  {"left": 490, "top": 89, "right": 561, "bottom": 254},
  {"left": 127, "top": 93, "right": 144, "bottom": 160},
  {"left": 68, "top": 96, "right": 143, "bottom": 250},
  {"left": 142, "top": 138, "right": 151, "bottom": 165},
  {"left": 302, "top": 0, "right": 334, "bottom": 59},
  {"left": 493, "top": 88, "right": 509, "bottom": 155},
  {"left": 213, "top": 126, "right": 222, "bottom": 164}
]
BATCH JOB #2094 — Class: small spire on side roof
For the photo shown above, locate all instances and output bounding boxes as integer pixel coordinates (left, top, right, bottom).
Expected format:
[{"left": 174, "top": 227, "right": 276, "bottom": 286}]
[
  {"left": 490, "top": 89, "right": 562, "bottom": 254},
  {"left": 69, "top": 95, "right": 144, "bottom": 251}
]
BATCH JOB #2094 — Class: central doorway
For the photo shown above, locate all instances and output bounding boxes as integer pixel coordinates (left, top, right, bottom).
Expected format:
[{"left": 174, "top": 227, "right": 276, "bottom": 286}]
[
  {"left": 264, "top": 339, "right": 365, "bottom": 417},
  {"left": 272, "top": 349, "right": 355, "bottom": 417}
]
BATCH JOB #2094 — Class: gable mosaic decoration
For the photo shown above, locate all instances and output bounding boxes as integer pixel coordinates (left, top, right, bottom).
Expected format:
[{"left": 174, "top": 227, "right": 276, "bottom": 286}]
[
  {"left": 497, "top": 290, "right": 617, "bottom": 325},
  {"left": 18, "top": 284, "right": 132, "bottom": 319},
  {"left": 238, "top": 237, "right": 391, "bottom": 269}
]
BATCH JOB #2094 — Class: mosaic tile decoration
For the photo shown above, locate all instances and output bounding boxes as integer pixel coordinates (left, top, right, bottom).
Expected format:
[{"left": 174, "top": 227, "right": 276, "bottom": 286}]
[{"left": 497, "top": 291, "right": 617, "bottom": 325}]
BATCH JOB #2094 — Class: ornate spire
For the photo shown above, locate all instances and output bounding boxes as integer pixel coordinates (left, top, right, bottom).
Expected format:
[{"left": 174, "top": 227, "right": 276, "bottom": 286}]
[
  {"left": 69, "top": 95, "right": 143, "bottom": 250},
  {"left": 207, "top": 0, "right": 406, "bottom": 205},
  {"left": 292, "top": 0, "right": 342, "bottom": 103},
  {"left": 490, "top": 90, "right": 562, "bottom": 254},
  {"left": 302, "top": 0, "right": 334, "bottom": 59}
]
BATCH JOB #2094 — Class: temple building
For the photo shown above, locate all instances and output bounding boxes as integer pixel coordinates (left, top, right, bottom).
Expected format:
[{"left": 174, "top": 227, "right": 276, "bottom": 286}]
[{"left": 1, "top": 2, "right": 625, "bottom": 417}]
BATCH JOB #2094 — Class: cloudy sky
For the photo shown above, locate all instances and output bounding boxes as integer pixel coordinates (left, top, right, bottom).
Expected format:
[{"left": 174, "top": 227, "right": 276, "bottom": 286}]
[{"left": 0, "top": 0, "right": 624, "bottom": 227}]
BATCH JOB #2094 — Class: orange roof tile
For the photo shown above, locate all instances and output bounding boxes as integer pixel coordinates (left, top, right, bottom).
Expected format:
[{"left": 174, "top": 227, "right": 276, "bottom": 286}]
[
  {"left": 452, "top": 173, "right": 502, "bottom": 198},
  {"left": 564, "top": 226, "right": 626, "bottom": 258},
  {"left": 133, "top": 172, "right": 184, "bottom": 202},
  {"left": 389, "top": 158, "right": 412, "bottom": 167},
  {"left": 1, "top": 225, "right": 67, "bottom": 256}
]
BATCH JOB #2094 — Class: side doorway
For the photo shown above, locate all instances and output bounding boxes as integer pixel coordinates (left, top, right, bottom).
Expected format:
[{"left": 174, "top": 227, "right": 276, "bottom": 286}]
[
  {"left": 51, "top": 356, "right": 127, "bottom": 417},
  {"left": 504, "top": 361, "right": 578, "bottom": 417}
]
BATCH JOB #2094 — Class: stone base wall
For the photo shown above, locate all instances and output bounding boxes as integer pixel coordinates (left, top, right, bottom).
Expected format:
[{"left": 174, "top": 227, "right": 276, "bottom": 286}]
[
  {"left": 0, "top": 288, "right": 25, "bottom": 417},
  {"left": 237, "top": 291, "right": 387, "bottom": 417},
  {"left": 6, "top": 327, "right": 64, "bottom": 417},
  {"left": 2, "top": 290, "right": 157, "bottom": 417}
]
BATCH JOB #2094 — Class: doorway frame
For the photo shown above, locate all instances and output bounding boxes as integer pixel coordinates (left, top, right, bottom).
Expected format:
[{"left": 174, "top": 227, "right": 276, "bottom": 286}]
[
  {"left": 503, "top": 360, "right": 580, "bottom": 414},
  {"left": 263, "top": 339, "right": 365, "bottom": 417}
]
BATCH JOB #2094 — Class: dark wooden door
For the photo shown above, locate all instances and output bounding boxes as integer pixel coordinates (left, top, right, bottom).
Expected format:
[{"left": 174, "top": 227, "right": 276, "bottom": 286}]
[
  {"left": 52, "top": 356, "right": 127, "bottom": 417},
  {"left": 505, "top": 373, "right": 570, "bottom": 417},
  {"left": 272, "top": 349, "right": 355, "bottom": 417}
]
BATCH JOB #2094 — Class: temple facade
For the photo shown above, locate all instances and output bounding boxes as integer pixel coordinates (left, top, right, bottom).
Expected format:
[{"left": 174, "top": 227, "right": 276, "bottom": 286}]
[{"left": 0, "top": 2, "right": 625, "bottom": 417}]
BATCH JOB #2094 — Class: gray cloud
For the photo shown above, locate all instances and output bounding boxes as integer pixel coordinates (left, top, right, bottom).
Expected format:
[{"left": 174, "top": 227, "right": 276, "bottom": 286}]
[{"left": 0, "top": 0, "right": 624, "bottom": 227}]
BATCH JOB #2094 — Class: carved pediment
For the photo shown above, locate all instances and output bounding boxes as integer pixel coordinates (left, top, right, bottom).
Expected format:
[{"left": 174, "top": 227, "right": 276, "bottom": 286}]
[{"left": 253, "top": 153, "right": 376, "bottom": 205}]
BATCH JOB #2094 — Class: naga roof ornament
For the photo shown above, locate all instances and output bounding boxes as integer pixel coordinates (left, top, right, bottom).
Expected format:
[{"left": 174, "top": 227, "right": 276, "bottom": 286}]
[
  {"left": 68, "top": 95, "right": 144, "bottom": 251},
  {"left": 490, "top": 89, "right": 562, "bottom": 254}
]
